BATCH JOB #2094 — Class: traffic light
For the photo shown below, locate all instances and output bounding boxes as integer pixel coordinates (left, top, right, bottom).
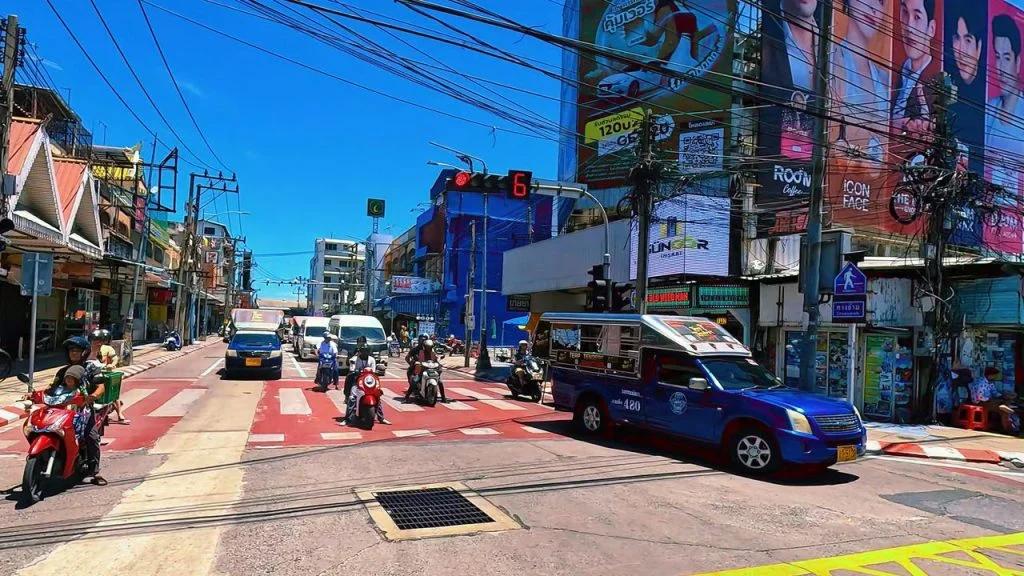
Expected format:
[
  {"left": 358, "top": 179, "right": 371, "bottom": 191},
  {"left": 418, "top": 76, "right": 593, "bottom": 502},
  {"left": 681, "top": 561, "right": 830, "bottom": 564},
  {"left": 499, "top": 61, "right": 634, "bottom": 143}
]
[
  {"left": 586, "top": 264, "right": 608, "bottom": 312},
  {"left": 446, "top": 170, "right": 532, "bottom": 200},
  {"left": 610, "top": 282, "right": 633, "bottom": 312}
]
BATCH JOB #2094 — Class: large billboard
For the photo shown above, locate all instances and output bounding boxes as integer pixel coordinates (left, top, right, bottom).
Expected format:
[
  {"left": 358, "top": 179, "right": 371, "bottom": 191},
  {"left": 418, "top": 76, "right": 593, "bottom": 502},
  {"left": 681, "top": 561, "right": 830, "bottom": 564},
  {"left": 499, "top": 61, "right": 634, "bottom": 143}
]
[
  {"left": 575, "top": 0, "right": 736, "bottom": 188},
  {"left": 754, "top": 0, "right": 1024, "bottom": 254},
  {"left": 629, "top": 184, "right": 732, "bottom": 279}
]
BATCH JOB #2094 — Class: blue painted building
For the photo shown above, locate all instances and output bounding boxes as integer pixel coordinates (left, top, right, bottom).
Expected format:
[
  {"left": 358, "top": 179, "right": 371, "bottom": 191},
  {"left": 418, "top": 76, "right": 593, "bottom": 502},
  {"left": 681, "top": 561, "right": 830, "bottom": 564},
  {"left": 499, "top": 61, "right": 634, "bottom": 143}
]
[{"left": 406, "top": 169, "right": 564, "bottom": 347}]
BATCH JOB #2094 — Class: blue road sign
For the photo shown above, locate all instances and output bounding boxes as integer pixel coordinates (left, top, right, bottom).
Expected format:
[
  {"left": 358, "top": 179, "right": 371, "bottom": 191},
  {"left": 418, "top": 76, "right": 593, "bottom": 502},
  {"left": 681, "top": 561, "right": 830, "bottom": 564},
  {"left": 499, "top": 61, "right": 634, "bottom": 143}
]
[
  {"left": 834, "top": 262, "right": 866, "bottom": 296},
  {"left": 20, "top": 252, "right": 53, "bottom": 297}
]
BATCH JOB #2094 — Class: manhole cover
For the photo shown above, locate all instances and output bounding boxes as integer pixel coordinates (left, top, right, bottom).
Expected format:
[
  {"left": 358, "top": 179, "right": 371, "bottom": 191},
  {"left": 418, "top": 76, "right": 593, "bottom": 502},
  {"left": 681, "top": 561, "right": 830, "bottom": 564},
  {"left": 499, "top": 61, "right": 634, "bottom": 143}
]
[{"left": 357, "top": 482, "right": 521, "bottom": 541}]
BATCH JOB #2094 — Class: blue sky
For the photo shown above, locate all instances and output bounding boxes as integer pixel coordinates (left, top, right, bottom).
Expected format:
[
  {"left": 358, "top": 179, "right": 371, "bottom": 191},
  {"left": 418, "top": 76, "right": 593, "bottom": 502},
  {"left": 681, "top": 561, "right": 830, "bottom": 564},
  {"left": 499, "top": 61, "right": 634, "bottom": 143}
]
[{"left": 12, "top": 0, "right": 565, "bottom": 298}]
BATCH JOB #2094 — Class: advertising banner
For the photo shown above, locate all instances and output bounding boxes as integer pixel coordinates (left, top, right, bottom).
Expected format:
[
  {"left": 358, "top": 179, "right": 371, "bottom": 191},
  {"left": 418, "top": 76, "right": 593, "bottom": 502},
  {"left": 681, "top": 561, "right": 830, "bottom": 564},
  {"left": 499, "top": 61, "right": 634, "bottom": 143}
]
[
  {"left": 575, "top": 0, "right": 735, "bottom": 188},
  {"left": 983, "top": 0, "right": 1024, "bottom": 253},
  {"left": 825, "top": 0, "right": 896, "bottom": 233},
  {"left": 391, "top": 275, "right": 440, "bottom": 295},
  {"left": 629, "top": 186, "right": 731, "bottom": 279}
]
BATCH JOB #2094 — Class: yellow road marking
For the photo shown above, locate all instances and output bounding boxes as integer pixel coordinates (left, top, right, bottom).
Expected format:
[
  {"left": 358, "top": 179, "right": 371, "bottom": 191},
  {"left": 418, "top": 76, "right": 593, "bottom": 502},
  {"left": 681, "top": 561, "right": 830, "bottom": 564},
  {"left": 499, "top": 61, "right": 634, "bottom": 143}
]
[{"left": 690, "top": 532, "right": 1024, "bottom": 576}]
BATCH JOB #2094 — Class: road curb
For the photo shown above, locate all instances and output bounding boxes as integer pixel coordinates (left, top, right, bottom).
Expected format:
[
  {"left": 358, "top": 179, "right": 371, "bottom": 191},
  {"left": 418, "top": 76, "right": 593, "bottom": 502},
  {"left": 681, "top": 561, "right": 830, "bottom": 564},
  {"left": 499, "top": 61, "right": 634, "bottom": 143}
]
[
  {"left": 0, "top": 338, "right": 221, "bottom": 425},
  {"left": 866, "top": 439, "right": 1010, "bottom": 464}
]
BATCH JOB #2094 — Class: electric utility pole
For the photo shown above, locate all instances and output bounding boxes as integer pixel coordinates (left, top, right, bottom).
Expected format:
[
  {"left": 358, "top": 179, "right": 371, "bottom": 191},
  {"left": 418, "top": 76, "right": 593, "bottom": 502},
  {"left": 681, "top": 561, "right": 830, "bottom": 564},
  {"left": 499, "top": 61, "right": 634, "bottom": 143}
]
[
  {"left": 925, "top": 72, "right": 958, "bottom": 420},
  {"left": 630, "top": 109, "right": 659, "bottom": 313},
  {"left": 1, "top": 15, "right": 21, "bottom": 199},
  {"left": 465, "top": 220, "right": 475, "bottom": 368},
  {"left": 797, "top": 3, "right": 836, "bottom": 392}
]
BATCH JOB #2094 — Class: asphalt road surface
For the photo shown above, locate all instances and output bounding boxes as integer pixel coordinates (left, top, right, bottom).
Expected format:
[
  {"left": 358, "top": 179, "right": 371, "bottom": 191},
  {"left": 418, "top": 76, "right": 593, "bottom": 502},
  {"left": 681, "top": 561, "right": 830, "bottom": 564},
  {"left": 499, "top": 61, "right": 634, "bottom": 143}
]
[{"left": 1, "top": 343, "right": 1023, "bottom": 575}]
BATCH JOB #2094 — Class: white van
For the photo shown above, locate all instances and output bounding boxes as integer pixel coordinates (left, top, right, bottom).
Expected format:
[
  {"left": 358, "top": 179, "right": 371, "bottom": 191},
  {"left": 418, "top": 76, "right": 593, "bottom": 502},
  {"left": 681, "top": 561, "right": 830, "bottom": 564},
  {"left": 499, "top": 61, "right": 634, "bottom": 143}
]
[
  {"left": 328, "top": 315, "right": 388, "bottom": 371},
  {"left": 296, "top": 318, "right": 332, "bottom": 361}
]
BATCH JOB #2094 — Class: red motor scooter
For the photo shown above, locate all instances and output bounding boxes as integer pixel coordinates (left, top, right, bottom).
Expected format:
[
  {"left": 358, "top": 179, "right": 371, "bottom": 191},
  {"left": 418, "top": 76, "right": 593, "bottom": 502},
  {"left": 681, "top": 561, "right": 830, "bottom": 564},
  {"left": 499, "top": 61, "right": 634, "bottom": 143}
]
[
  {"left": 349, "top": 368, "right": 383, "bottom": 430},
  {"left": 18, "top": 387, "right": 108, "bottom": 504}
]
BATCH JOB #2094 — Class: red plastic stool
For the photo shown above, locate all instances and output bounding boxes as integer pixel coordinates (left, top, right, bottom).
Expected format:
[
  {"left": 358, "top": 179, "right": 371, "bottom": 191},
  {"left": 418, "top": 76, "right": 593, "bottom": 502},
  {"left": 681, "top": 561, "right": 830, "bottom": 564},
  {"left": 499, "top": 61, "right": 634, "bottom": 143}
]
[{"left": 955, "top": 404, "right": 989, "bottom": 431}]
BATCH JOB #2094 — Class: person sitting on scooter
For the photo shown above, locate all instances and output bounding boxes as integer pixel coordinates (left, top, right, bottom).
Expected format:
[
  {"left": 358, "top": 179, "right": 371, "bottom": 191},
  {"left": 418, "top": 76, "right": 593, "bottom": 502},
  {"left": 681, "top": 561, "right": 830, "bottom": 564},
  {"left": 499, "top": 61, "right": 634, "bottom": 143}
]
[
  {"left": 405, "top": 337, "right": 448, "bottom": 403},
  {"left": 39, "top": 337, "right": 107, "bottom": 485},
  {"left": 341, "top": 345, "right": 390, "bottom": 426},
  {"left": 89, "top": 329, "right": 129, "bottom": 425},
  {"left": 405, "top": 334, "right": 428, "bottom": 383},
  {"left": 514, "top": 340, "right": 530, "bottom": 362},
  {"left": 317, "top": 332, "right": 339, "bottom": 389}
]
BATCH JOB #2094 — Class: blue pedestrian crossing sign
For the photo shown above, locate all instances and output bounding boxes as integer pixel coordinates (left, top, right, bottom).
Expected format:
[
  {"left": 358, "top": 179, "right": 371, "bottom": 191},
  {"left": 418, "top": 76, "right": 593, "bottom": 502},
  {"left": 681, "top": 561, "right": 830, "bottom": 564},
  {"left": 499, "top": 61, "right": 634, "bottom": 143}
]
[{"left": 834, "top": 262, "right": 866, "bottom": 296}]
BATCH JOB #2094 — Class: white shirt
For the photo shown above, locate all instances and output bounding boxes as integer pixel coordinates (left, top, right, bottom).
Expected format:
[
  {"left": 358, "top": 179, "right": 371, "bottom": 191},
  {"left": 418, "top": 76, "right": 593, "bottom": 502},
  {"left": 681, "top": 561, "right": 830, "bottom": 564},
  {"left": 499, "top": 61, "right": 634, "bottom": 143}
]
[
  {"left": 986, "top": 92, "right": 1024, "bottom": 202},
  {"left": 781, "top": 15, "right": 815, "bottom": 92},
  {"left": 351, "top": 355, "right": 376, "bottom": 373},
  {"left": 893, "top": 55, "right": 932, "bottom": 120},
  {"left": 318, "top": 340, "right": 338, "bottom": 356}
]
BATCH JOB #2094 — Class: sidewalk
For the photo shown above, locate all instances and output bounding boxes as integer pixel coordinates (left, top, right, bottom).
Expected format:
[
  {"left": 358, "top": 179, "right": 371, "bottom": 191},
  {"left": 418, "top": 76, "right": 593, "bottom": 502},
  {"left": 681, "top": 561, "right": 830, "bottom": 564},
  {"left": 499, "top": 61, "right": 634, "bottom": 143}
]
[
  {"left": 865, "top": 422, "right": 1024, "bottom": 465},
  {"left": 0, "top": 337, "right": 223, "bottom": 426}
]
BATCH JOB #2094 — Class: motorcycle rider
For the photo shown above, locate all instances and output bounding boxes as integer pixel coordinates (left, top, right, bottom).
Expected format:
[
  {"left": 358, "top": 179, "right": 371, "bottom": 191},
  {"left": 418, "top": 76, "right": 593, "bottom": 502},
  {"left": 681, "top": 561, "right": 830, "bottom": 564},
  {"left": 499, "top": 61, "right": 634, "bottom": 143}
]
[
  {"left": 341, "top": 344, "right": 390, "bottom": 425},
  {"left": 317, "top": 332, "right": 340, "bottom": 389},
  {"left": 514, "top": 339, "right": 530, "bottom": 362},
  {"left": 89, "top": 329, "right": 129, "bottom": 425},
  {"left": 404, "top": 337, "right": 448, "bottom": 403},
  {"left": 37, "top": 337, "right": 107, "bottom": 485}
]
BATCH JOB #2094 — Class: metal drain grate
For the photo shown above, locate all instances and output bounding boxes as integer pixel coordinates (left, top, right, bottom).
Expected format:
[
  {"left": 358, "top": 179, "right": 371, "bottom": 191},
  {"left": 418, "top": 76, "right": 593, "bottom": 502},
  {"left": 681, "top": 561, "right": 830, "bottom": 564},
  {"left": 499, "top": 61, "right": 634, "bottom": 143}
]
[{"left": 373, "top": 486, "right": 494, "bottom": 530}]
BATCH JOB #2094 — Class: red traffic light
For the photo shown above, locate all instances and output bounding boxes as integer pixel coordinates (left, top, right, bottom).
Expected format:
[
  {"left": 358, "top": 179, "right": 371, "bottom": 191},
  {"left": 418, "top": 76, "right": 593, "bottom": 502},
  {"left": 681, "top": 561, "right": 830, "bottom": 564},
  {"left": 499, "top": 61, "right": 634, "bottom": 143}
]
[{"left": 453, "top": 171, "right": 472, "bottom": 188}]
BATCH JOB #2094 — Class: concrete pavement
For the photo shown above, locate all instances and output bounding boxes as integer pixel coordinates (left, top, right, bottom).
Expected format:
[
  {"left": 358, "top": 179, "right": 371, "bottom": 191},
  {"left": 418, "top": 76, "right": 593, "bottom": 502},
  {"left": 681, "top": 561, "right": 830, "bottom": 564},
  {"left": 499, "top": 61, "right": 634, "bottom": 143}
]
[{"left": 3, "top": 343, "right": 1024, "bottom": 575}]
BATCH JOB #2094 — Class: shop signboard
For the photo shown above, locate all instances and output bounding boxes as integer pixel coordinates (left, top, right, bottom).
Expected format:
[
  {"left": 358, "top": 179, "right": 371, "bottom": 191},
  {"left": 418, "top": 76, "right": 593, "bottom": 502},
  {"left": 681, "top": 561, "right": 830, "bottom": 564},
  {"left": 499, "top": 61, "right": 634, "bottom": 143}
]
[
  {"left": 646, "top": 286, "right": 691, "bottom": 309},
  {"left": 696, "top": 285, "right": 749, "bottom": 308},
  {"left": 391, "top": 275, "right": 439, "bottom": 295},
  {"left": 629, "top": 191, "right": 731, "bottom": 280},
  {"left": 506, "top": 294, "right": 531, "bottom": 312},
  {"left": 20, "top": 252, "right": 53, "bottom": 297}
]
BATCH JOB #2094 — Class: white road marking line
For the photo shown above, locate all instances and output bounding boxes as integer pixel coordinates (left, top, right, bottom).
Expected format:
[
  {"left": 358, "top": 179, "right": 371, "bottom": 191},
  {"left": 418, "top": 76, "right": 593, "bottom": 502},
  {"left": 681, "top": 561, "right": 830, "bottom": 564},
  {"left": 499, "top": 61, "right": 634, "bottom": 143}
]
[
  {"left": 0, "top": 439, "right": 18, "bottom": 449},
  {"left": 249, "top": 433, "right": 285, "bottom": 443},
  {"left": 326, "top": 390, "right": 349, "bottom": 414},
  {"left": 459, "top": 427, "right": 499, "bottom": 435},
  {"left": 126, "top": 378, "right": 198, "bottom": 382},
  {"left": 0, "top": 408, "right": 20, "bottom": 423},
  {"left": 279, "top": 388, "right": 312, "bottom": 415},
  {"left": 393, "top": 429, "right": 433, "bottom": 438},
  {"left": 118, "top": 388, "right": 157, "bottom": 410},
  {"left": 200, "top": 358, "right": 223, "bottom": 377},
  {"left": 449, "top": 387, "right": 525, "bottom": 411},
  {"left": 485, "top": 387, "right": 509, "bottom": 396},
  {"left": 320, "top": 432, "right": 362, "bottom": 440},
  {"left": 866, "top": 440, "right": 882, "bottom": 452},
  {"left": 290, "top": 355, "right": 307, "bottom": 379},
  {"left": 439, "top": 400, "right": 475, "bottom": 411},
  {"left": 921, "top": 445, "right": 966, "bottom": 461},
  {"left": 379, "top": 387, "right": 423, "bottom": 412},
  {"left": 150, "top": 389, "right": 207, "bottom": 417},
  {"left": 521, "top": 425, "right": 547, "bottom": 434}
]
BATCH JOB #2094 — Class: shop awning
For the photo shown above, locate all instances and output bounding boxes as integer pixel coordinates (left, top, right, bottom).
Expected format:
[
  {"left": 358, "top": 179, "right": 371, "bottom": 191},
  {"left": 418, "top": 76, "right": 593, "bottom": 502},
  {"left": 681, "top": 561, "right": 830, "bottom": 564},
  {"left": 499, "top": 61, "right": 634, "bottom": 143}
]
[
  {"left": 376, "top": 294, "right": 439, "bottom": 317},
  {"left": 503, "top": 315, "right": 529, "bottom": 326}
]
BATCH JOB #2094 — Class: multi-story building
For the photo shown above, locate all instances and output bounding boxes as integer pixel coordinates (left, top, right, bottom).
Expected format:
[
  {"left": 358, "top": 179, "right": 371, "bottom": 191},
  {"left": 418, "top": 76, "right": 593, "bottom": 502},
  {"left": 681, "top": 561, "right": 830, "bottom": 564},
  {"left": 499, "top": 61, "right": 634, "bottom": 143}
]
[{"left": 307, "top": 238, "right": 364, "bottom": 314}]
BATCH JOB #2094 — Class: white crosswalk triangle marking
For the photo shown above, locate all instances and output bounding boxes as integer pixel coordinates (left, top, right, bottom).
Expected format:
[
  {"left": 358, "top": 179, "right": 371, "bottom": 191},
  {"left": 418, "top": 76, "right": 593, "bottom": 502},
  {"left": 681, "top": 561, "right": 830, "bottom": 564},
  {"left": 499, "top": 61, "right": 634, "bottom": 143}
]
[
  {"left": 150, "top": 389, "right": 207, "bottom": 417},
  {"left": 279, "top": 388, "right": 312, "bottom": 415},
  {"left": 379, "top": 387, "right": 423, "bottom": 412},
  {"left": 449, "top": 387, "right": 525, "bottom": 411}
]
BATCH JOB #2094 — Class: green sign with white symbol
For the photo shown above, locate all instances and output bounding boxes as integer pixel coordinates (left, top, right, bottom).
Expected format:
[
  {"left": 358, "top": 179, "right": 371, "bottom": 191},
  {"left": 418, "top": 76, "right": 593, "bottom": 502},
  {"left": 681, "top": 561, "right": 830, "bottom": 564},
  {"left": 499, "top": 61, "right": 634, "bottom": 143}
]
[{"left": 367, "top": 198, "right": 386, "bottom": 218}]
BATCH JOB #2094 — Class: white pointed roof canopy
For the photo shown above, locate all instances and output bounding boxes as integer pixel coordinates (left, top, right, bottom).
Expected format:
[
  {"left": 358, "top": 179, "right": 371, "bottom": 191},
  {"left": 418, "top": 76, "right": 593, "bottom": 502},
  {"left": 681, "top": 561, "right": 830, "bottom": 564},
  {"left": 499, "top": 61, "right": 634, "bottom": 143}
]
[{"left": 66, "top": 169, "right": 104, "bottom": 258}]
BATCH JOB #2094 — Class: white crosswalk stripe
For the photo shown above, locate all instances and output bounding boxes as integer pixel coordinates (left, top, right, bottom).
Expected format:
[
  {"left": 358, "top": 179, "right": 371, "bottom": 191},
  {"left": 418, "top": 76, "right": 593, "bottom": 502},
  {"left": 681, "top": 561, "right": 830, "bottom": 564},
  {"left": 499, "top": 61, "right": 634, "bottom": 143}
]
[
  {"left": 439, "top": 400, "right": 475, "bottom": 410},
  {"left": 379, "top": 387, "right": 423, "bottom": 412},
  {"left": 326, "top": 390, "right": 348, "bottom": 414},
  {"left": 459, "top": 427, "right": 499, "bottom": 435},
  {"left": 393, "top": 429, "right": 433, "bottom": 438},
  {"left": 449, "top": 387, "right": 525, "bottom": 411},
  {"left": 250, "top": 433, "right": 285, "bottom": 443},
  {"left": 150, "top": 389, "right": 207, "bottom": 417},
  {"left": 279, "top": 388, "right": 312, "bottom": 415},
  {"left": 118, "top": 388, "right": 157, "bottom": 410},
  {"left": 321, "top": 432, "right": 362, "bottom": 440}
]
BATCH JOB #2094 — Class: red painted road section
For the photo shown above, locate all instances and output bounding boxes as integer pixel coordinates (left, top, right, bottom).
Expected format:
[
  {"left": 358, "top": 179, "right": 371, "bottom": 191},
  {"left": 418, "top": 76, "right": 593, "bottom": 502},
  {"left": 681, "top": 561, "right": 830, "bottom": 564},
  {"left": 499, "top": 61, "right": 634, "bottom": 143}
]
[
  {"left": 249, "top": 377, "right": 570, "bottom": 447},
  {"left": 0, "top": 378, "right": 206, "bottom": 454}
]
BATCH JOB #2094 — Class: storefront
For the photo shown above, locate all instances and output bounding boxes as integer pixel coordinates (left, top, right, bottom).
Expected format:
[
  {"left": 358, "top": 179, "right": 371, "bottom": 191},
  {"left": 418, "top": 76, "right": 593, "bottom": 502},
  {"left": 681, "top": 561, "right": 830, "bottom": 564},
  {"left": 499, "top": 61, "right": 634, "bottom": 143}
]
[
  {"left": 147, "top": 287, "right": 174, "bottom": 341},
  {"left": 644, "top": 283, "right": 752, "bottom": 344},
  {"left": 64, "top": 286, "right": 100, "bottom": 337},
  {"left": 951, "top": 276, "right": 1024, "bottom": 397}
]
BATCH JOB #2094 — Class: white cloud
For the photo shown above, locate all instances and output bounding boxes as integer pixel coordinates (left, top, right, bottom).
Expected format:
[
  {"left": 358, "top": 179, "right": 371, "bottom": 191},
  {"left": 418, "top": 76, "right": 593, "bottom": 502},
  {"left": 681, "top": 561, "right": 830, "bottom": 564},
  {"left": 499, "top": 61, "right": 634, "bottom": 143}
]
[{"left": 179, "top": 80, "right": 204, "bottom": 98}]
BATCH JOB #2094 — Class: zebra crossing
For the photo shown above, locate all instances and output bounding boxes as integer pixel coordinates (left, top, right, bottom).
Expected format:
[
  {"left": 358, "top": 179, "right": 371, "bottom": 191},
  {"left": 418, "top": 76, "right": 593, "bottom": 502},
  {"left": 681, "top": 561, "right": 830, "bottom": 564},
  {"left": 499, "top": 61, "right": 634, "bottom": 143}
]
[{"left": 247, "top": 377, "right": 569, "bottom": 447}]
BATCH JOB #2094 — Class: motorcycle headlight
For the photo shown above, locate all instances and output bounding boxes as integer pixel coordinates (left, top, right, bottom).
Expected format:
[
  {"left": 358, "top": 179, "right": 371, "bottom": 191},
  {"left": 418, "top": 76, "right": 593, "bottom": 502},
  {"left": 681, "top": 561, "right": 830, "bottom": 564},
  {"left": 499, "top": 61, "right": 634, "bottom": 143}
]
[{"left": 363, "top": 376, "right": 377, "bottom": 387}]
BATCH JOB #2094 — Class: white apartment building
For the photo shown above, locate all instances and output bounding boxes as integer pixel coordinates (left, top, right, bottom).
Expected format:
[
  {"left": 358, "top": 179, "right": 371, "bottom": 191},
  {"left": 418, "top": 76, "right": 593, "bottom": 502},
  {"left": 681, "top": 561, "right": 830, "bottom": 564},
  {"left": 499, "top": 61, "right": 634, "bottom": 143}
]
[{"left": 307, "top": 238, "right": 365, "bottom": 314}]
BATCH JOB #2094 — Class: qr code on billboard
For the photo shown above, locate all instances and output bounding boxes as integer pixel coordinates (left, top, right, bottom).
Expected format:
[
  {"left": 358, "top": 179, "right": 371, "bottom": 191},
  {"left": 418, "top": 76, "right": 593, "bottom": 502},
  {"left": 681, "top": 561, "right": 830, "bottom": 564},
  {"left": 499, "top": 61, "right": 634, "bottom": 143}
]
[{"left": 679, "top": 128, "right": 723, "bottom": 173}]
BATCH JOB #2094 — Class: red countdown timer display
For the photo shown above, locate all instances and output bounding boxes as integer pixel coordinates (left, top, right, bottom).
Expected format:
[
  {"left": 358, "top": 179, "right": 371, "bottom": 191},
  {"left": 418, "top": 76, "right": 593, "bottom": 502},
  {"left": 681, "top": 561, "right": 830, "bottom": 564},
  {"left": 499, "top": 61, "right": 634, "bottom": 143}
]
[{"left": 507, "top": 169, "right": 533, "bottom": 200}]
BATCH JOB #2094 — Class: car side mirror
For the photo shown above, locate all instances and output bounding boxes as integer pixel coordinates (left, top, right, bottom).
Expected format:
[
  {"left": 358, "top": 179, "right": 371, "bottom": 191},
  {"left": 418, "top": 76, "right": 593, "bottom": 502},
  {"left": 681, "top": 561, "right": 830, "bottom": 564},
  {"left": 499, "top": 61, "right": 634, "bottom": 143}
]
[{"left": 689, "top": 378, "right": 710, "bottom": 391}]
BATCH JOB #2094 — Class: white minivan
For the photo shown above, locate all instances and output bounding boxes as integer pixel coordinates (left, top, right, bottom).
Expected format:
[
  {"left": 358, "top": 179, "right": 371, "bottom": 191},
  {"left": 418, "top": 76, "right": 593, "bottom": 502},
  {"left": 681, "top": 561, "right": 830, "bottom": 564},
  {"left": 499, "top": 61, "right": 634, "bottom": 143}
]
[
  {"left": 296, "top": 318, "right": 332, "bottom": 361},
  {"left": 328, "top": 315, "right": 388, "bottom": 374}
]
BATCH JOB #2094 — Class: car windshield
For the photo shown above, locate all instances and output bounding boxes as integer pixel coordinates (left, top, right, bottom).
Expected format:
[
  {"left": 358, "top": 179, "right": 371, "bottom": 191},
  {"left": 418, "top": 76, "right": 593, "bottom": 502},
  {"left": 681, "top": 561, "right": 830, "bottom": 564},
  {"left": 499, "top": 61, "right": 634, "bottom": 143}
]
[
  {"left": 698, "top": 357, "right": 783, "bottom": 391},
  {"left": 341, "top": 327, "right": 386, "bottom": 342},
  {"left": 304, "top": 326, "right": 329, "bottom": 336},
  {"left": 232, "top": 333, "right": 279, "bottom": 346}
]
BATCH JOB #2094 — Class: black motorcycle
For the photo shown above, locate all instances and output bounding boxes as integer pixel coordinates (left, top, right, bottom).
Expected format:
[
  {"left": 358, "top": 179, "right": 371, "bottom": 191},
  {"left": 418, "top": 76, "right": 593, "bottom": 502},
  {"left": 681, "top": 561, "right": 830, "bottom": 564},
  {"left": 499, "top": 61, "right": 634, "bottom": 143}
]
[{"left": 506, "top": 355, "right": 544, "bottom": 403}]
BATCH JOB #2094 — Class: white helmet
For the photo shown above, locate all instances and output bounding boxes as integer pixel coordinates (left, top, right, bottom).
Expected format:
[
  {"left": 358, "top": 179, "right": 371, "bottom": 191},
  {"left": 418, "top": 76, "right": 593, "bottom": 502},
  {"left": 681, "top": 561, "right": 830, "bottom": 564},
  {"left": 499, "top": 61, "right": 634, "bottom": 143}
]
[
  {"left": 518, "top": 340, "right": 529, "bottom": 347},
  {"left": 424, "top": 339, "right": 434, "bottom": 348}
]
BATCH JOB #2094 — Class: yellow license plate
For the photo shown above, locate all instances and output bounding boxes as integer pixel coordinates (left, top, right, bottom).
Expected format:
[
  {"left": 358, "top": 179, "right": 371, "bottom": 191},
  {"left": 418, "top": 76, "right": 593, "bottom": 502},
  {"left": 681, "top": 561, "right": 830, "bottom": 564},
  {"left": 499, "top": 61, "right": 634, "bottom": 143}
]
[
  {"left": 245, "top": 357, "right": 261, "bottom": 367},
  {"left": 837, "top": 445, "right": 858, "bottom": 463}
]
